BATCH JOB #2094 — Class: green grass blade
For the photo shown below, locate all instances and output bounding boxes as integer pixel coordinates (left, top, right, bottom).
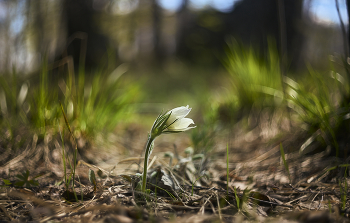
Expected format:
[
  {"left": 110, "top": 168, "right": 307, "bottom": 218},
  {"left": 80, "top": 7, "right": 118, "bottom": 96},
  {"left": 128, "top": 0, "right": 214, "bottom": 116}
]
[
  {"left": 226, "top": 143, "right": 229, "bottom": 196},
  {"left": 280, "top": 143, "right": 291, "bottom": 183}
]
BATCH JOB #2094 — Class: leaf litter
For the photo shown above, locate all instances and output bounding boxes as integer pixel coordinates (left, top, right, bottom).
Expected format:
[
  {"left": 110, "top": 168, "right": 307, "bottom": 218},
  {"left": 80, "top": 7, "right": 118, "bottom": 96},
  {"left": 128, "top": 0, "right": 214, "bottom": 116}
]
[{"left": 1, "top": 118, "right": 350, "bottom": 222}]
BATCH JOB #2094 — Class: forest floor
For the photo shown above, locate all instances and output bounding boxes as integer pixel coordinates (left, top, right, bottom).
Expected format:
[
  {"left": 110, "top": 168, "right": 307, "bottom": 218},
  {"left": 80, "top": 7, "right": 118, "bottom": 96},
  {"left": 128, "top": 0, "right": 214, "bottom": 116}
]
[{"left": 1, "top": 116, "right": 350, "bottom": 223}]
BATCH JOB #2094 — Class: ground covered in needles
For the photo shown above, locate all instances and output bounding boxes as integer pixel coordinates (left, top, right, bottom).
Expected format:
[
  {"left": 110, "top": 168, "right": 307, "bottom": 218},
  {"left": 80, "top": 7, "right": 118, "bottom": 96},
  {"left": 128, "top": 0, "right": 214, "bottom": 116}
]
[{"left": 1, "top": 119, "right": 350, "bottom": 223}]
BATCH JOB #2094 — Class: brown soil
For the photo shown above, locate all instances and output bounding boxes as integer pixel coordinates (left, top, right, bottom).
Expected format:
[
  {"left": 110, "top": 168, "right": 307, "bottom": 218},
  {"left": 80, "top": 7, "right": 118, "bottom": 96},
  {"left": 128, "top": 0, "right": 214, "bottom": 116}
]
[{"left": 1, "top": 121, "right": 350, "bottom": 223}]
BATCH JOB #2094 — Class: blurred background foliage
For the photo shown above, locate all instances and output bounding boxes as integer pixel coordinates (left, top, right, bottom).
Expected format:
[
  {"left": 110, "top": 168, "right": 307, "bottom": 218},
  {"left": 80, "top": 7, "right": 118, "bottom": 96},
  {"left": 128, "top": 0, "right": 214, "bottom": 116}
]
[
  {"left": 0, "top": 0, "right": 345, "bottom": 72},
  {"left": 0, "top": 0, "right": 349, "bottom": 154}
]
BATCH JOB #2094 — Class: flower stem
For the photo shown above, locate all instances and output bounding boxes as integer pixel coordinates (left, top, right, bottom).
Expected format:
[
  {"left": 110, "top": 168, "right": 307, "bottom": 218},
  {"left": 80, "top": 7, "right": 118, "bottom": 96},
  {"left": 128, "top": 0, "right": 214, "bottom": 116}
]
[{"left": 141, "top": 136, "right": 154, "bottom": 192}]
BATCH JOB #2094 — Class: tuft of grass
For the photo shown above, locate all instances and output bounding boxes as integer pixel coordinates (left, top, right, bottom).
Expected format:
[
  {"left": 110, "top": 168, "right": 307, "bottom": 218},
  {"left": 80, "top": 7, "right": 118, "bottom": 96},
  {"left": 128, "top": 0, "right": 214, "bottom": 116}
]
[
  {"left": 0, "top": 70, "right": 31, "bottom": 131},
  {"left": 0, "top": 54, "right": 138, "bottom": 201},
  {"left": 0, "top": 58, "right": 138, "bottom": 142},
  {"left": 69, "top": 64, "right": 139, "bottom": 138},
  {"left": 30, "top": 60, "right": 60, "bottom": 133},
  {"left": 222, "top": 39, "right": 350, "bottom": 157},
  {"left": 284, "top": 68, "right": 342, "bottom": 156},
  {"left": 59, "top": 102, "right": 79, "bottom": 202},
  {"left": 221, "top": 39, "right": 283, "bottom": 123}
]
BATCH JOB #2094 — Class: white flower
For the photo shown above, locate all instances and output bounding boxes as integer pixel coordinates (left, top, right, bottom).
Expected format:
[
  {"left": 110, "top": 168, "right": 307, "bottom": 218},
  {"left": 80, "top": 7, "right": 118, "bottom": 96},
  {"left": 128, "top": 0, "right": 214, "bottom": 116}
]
[
  {"left": 149, "top": 105, "right": 195, "bottom": 138},
  {"left": 165, "top": 105, "right": 195, "bottom": 132},
  {"left": 142, "top": 105, "right": 195, "bottom": 192}
]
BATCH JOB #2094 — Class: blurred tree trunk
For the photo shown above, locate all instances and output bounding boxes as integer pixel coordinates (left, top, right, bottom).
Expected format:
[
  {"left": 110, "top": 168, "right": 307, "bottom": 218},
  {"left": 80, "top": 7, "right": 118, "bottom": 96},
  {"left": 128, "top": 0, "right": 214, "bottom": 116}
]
[
  {"left": 227, "top": 0, "right": 304, "bottom": 71},
  {"left": 151, "top": 0, "right": 163, "bottom": 64},
  {"left": 175, "top": 0, "right": 190, "bottom": 59},
  {"left": 2, "top": 1, "right": 12, "bottom": 72},
  {"left": 61, "top": 0, "right": 110, "bottom": 70},
  {"left": 347, "top": 0, "right": 350, "bottom": 57},
  {"left": 31, "top": 0, "right": 47, "bottom": 60},
  {"left": 336, "top": 0, "right": 348, "bottom": 58},
  {"left": 284, "top": 0, "right": 304, "bottom": 70}
]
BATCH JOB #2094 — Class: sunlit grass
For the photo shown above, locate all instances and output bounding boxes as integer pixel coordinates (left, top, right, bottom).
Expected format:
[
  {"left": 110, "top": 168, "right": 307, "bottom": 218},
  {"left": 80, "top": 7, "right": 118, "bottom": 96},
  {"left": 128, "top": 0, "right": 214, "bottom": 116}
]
[
  {"left": 220, "top": 39, "right": 350, "bottom": 156},
  {"left": 0, "top": 60, "right": 139, "bottom": 141},
  {"left": 67, "top": 65, "right": 140, "bottom": 138},
  {"left": 284, "top": 70, "right": 342, "bottom": 156},
  {"left": 222, "top": 39, "right": 283, "bottom": 123}
]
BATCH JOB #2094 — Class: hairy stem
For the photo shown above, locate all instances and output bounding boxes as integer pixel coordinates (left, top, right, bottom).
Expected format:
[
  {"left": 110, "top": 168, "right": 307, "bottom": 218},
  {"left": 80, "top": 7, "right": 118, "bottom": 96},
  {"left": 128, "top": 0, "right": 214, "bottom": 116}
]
[{"left": 141, "top": 136, "right": 154, "bottom": 192}]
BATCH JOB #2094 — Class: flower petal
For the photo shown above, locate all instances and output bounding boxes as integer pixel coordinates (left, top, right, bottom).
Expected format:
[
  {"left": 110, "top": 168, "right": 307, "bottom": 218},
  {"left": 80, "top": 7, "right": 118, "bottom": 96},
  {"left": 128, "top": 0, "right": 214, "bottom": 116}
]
[
  {"left": 170, "top": 105, "right": 190, "bottom": 116},
  {"left": 167, "top": 118, "right": 194, "bottom": 130},
  {"left": 166, "top": 106, "right": 191, "bottom": 125}
]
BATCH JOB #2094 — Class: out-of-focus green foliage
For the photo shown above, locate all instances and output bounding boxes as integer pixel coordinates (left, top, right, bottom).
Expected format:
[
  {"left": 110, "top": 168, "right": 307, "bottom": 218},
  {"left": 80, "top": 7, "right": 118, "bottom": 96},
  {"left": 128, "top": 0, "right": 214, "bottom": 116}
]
[
  {"left": 284, "top": 67, "right": 350, "bottom": 156},
  {"left": 191, "top": 125, "right": 215, "bottom": 155},
  {"left": 219, "top": 40, "right": 283, "bottom": 123},
  {"left": 218, "top": 39, "right": 350, "bottom": 156},
  {"left": 66, "top": 64, "right": 140, "bottom": 138},
  {"left": 30, "top": 60, "right": 60, "bottom": 133},
  {"left": 0, "top": 59, "right": 139, "bottom": 140}
]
